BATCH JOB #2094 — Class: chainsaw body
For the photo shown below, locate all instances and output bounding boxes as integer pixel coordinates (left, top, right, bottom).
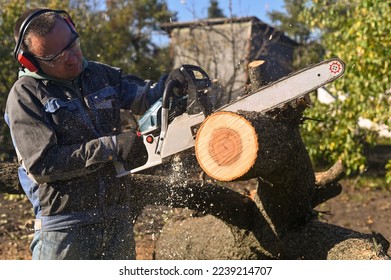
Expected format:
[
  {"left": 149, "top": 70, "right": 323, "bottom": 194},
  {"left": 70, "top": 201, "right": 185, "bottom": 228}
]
[
  {"left": 115, "top": 58, "right": 345, "bottom": 177},
  {"left": 121, "top": 65, "right": 212, "bottom": 175}
]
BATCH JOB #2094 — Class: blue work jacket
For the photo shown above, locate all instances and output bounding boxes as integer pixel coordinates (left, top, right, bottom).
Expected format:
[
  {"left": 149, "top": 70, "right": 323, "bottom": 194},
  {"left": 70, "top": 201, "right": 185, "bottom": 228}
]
[{"left": 5, "top": 59, "right": 165, "bottom": 230}]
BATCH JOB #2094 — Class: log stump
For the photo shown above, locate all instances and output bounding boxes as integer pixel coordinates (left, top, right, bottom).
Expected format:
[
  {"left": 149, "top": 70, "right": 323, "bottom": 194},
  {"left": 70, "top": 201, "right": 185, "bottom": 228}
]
[{"left": 247, "top": 60, "right": 266, "bottom": 92}]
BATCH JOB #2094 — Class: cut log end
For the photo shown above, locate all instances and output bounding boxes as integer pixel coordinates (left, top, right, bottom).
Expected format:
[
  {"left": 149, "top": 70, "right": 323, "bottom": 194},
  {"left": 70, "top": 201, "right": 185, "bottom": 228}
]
[
  {"left": 248, "top": 60, "right": 265, "bottom": 68},
  {"left": 195, "top": 111, "right": 258, "bottom": 181}
]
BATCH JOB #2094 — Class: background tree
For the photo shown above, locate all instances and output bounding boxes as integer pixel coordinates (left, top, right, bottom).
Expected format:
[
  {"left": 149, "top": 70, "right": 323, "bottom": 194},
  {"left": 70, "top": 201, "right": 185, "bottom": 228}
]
[
  {"left": 267, "top": 0, "right": 324, "bottom": 69},
  {"left": 207, "top": 0, "right": 225, "bottom": 19},
  {"left": 298, "top": 0, "right": 391, "bottom": 180},
  {"left": 0, "top": 2, "right": 14, "bottom": 160},
  {"left": 72, "top": 0, "right": 173, "bottom": 79}
]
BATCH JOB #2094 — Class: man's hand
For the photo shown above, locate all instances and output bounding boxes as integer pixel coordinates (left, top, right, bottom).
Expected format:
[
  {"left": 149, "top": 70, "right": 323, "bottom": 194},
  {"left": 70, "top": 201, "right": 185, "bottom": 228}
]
[
  {"left": 116, "top": 130, "right": 147, "bottom": 170},
  {"left": 165, "top": 68, "right": 188, "bottom": 96}
]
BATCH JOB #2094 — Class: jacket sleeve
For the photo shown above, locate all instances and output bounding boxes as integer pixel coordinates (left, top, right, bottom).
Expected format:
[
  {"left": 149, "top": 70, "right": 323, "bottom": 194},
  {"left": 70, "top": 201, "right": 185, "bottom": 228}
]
[
  {"left": 6, "top": 81, "right": 118, "bottom": 184},
  {"left": 118, "top": 73, "right": 167, "bottom": 115}
]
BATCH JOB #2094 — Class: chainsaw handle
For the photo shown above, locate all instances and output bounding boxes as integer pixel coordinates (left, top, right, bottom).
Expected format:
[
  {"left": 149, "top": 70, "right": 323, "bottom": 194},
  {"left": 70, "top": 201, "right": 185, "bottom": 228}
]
[
  {"left": 179, "top": 64, "right": 211, "bottom": 88},
  {"left": 180, "top": 64, "right": 210, "bottom": 76},
  {"left": 161, "top": 79, "right": 177, "bottom": 110}
]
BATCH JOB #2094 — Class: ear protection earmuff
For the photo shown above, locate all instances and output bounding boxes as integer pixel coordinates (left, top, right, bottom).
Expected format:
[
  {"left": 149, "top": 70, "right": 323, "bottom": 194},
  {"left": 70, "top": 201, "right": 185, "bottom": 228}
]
[{"left": 13, "top": 9, "right": 76, "bottom": 72}]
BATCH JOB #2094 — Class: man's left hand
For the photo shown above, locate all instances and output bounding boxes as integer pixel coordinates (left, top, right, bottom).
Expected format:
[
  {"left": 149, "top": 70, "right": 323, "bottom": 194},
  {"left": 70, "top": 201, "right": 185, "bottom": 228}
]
[{"left": 165, "top": 68, "right": 188, "bottom": 96}]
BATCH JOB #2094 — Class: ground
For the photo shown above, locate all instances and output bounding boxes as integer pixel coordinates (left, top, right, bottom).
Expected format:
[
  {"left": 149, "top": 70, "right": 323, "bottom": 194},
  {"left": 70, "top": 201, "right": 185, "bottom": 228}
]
[{"left": 0, "top": 178, "right": 390, "bottom": 260}]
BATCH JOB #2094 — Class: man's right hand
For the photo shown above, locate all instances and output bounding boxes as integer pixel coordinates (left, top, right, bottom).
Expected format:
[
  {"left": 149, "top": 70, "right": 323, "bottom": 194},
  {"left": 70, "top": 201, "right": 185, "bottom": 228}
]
[
  {"left": 116, "top": 130, "right": 148, "bottom": 169},
  {"left": 165, "top": 68, "right": 188, "bottom": 96},
  {"left": 116, "top": 130, "right": 138, "bottom": 162}
]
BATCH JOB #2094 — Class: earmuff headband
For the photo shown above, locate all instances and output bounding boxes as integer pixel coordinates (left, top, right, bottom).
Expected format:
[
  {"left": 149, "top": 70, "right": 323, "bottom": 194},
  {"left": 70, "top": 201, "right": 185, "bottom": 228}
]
[
  {"left": 14, "top": 9, "right": 72, "bottom": 60},
  {"left": 13, "top": 9, "right": 76, "bottom": 73}
]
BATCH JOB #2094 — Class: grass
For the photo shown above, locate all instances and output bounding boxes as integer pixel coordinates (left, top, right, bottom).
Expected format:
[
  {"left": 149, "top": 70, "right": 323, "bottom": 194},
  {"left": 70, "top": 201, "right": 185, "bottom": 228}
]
[{"left": 342, "top": 175, "right": 390, "bottom": 192}]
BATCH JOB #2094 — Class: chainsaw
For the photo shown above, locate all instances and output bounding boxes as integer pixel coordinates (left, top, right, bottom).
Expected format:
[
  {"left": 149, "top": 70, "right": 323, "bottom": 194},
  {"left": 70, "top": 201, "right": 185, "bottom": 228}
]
[{"left": 115, "top": 58, "right": 345, "bottom": 177}]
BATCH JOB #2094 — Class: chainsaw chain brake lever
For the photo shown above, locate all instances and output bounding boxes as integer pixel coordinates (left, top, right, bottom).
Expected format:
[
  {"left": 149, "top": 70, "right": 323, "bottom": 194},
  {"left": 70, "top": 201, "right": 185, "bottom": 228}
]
[{"left": 179, "top": 65, "right": 213, "bottom": 116}]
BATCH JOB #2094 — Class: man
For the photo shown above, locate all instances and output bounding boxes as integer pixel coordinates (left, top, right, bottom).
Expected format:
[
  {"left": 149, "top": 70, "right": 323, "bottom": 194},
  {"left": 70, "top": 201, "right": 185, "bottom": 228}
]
[{"left": 5, "top": 8, "right": 188, "bottom": 260}]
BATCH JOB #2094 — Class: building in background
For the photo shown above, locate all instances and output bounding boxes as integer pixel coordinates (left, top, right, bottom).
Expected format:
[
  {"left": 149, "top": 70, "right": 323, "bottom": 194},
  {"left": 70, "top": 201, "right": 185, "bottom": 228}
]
[{"left": 161, "top": 16, "right": 298, "bottom": 107}]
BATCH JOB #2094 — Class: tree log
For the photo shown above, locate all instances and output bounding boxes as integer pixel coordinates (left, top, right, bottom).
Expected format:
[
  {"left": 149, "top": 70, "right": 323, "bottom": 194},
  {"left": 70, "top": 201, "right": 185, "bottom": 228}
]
[
  {"left": 153, "top": 109, "right": 390, "bottom": 259},
  {"left": 195, "top": 111, "right": 259, "bottom": 181},
  {"left": 153, "top": 59, "right": 390, "bottom": 260},
  {"left": 194, "top": 107, "right": 314, "bottom": 233},
  {"left": 155, "top": 214, "right": 389, "bottom": 260}
]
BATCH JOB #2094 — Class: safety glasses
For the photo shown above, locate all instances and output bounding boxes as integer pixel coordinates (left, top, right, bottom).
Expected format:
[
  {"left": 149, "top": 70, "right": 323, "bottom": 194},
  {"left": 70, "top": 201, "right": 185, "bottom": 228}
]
[{"left": 33, "top": 29, "right": 80, "bottom": 67}]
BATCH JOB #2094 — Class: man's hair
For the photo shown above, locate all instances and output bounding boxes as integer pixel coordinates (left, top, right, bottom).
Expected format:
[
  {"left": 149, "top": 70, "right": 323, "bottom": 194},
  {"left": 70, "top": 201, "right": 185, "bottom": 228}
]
[{"left": 14, "top": 8, "right": 62, "bottom": 53}]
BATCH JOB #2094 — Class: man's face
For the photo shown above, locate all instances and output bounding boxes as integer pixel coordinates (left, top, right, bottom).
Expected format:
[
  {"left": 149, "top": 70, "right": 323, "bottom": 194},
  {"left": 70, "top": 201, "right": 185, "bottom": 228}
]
[{"left": 28, "top": 19, "right": 83, "bottom": 81}]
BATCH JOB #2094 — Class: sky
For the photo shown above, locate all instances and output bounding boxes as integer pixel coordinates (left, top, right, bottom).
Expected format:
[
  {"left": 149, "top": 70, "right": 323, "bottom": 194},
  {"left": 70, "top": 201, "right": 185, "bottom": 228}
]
[
  {"left": 165, "top": 0, "right": 285, "bottom": 24},
  {"left": 154, "top": 0, "right": 285, "bottom": 45}
]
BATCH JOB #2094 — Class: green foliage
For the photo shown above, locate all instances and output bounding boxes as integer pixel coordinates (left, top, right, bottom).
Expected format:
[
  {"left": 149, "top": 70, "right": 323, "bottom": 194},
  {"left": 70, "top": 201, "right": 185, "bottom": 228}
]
[
  {"left": 300, "top": 0, "right": 391, "bottom": 178},
  {"left": 0, "top": 0, "right": 174, "bottom": 160},
  {"left": 342, "top": 176, "right": 390, "bottom": 192},
  {"left": 0, "top": 0, "right": 29, "bottom": 160},
  {"left": 386, "top": 160, "right": 391, "bottom": 184}
]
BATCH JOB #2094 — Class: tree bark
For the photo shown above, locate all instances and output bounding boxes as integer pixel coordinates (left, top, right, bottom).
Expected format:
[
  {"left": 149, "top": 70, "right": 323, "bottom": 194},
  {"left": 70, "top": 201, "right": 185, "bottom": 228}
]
[{"left": 155, "top": 212, "right": 389, "bottom": 260}]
